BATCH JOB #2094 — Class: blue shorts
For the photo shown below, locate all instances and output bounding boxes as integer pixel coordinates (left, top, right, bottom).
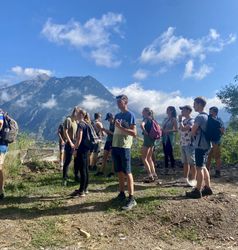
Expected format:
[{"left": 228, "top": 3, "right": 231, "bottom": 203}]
[
  {"left": 181, "top": 145, "right": 195, "bottom": 165},
  {"left": 112, "top": 147, "right": 131, "bottom": 174},
  {"left": 104, "top": 141, "right": 112, "bottom": 151},
  {"left": 0, "top": 145, "right": 8, "bottom": 154},
  {"left": 195, "top": 148, "right": 209, "bottom": 168}
]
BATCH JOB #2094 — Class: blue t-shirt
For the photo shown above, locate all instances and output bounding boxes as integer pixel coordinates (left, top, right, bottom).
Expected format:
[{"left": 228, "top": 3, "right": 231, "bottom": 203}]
[
  {"left": 0, "top": 113, "right": 8, "bottom": 147},
  {"left": 112, "top": 110, "right": 136, "bottom": 148}
]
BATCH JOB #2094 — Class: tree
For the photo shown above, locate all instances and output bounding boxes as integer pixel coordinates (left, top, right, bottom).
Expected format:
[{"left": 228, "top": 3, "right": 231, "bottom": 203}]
[
  {"left": 217, "top": 76, "right": 238, "bottom": 117},
  {"left": 217, "top": 76, "right": 238, "bottom": 130}
]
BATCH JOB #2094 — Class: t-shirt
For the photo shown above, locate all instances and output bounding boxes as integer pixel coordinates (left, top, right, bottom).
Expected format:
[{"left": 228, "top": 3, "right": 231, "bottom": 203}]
[
  {"left": 106, "top": 122, "right": 115, "bottom": 142},
  {"left": 63, "top": 117, "right": 77, "bottom": 143},
  {"left": 193, "top": 112, "right": 210, "bottom": 150},
  {"left": 144, "top": 118, "right": 153, "bottom": 134},
  {"left": 112, "top": 110, "right": 136, "bottom": 149},
  {"left": 77, "top": 121, "right": 89, "bottom": 153},
  {"left": 179, "top": 118, "right": 194, "bottom": 146}
]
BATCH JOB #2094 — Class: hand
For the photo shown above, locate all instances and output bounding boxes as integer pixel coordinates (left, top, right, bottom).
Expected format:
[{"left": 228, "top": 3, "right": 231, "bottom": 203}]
[
  {"left": 115, "top": 119, "right": 122, "bottom": 128},
  {"left": 143, "top": 130, "right": 149, "bottom": 136}
]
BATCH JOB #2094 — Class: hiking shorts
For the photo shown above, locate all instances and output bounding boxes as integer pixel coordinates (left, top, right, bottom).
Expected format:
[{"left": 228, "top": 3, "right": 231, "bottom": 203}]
[
  {"left": 195, "top": 148, "right": 209, "bottom": 168},
  {"left": 112, "top": 147, "right": 131, "bottom": 174},
  {"left": 91, "top": 141, "right": 101, "bottom": 153},
  {"left": 104, "top": 140, "right": 112, "bottom": 151},
  {"left": 143, "top": 134, "right": 155, "bottom": 148},
  {"left": 208, "top": 143, "right": 221, "bottom": 160},
  {"left": 181, "top": 145, "right": 195, "bottom": 165}
]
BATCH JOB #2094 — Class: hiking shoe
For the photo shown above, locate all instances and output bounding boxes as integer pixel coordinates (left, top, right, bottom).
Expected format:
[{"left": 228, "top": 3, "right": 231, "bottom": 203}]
[
  {"left": 78, "top": 192, "right": 86, "bottom": 197},
  {"left": 114, "top": 192, "right": 126, "bottom": 202},
  {"left": 186, "top": 188, "right": 202, "bottom": 199},
  {"left": 143, "top": 176, "right": 155, "bottom": 183},
  {"left": 95, "top": 171, "right": 104, "bottom": 177},
  {"left": 0, "top": 193, "right": 4, "bottom": 200},
  {"left": 122, "top": 198, "right": 137, "bottom": 211},
  {"left": 70, "top": 189, "right": 80, "bottom": 197},
  {"left": 214, "top": 170, "right": 221, "bottom": 178},
  {"left": 201, "top": 186, "right": 213, "bottom": 197},
  {"left": 74, "top": 176, "right": 80, "bottom": 182},
  {"left": 107, "top": 172, "right": 115, "bottom": 178},
  {"left": 84, "top": 189, "right": 89, "bottom": 194}
]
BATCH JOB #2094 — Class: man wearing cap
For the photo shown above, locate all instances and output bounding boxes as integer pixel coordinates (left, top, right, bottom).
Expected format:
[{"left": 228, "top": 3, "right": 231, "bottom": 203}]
[
  {"left": 178, "top": 105, "right": 197, "bottom": 187},
  {"left": 206, "top": 106, "right": 225, "bottom": 178},
  {"left": 95, "top": 113, "right": 115, "bottom": 177},
  {"left": 112, "top": 94, "right": 137, "bottom": 210}
]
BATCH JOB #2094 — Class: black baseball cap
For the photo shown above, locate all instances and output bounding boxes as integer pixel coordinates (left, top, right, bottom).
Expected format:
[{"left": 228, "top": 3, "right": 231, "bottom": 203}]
[
  {"left": 105, "top": 112, "right": 113, "bottom": 120},
  {"left": 179, "top": 105, "right": 193, "bottom": 112}
]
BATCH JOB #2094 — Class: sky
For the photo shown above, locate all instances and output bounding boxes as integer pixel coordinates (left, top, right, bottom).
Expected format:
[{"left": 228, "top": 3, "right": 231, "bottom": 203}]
[{"left": 0, "top": 0, "right": 238, "bottom": 116}]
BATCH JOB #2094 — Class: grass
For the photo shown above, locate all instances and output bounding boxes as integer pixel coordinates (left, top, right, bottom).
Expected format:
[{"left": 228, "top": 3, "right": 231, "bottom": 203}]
[{"left": 0, "top": 151, "right": 197, "bottom": 249}]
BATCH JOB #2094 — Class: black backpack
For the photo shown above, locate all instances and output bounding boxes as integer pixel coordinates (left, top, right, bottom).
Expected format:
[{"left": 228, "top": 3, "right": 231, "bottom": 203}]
[
  {"left": 83, "top": 122, "right": 100, "bottom": 149},
  {"left": 0, "top": 113, "right": 19, "bottom": 144},
  {"left": 201, "top": 114, "right": 222, "bottom": 143}
]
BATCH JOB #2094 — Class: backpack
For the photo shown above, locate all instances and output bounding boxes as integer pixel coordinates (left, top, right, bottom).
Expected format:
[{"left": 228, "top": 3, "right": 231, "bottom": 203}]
[
  {"left": 148, "top": 119, "right": 162, "bottom": 140},
  {"left": 0, "top": 113, "right": 19, "bottom": 143},
  {"left": 83, "top": 122, "right": 100, "bottom": 149},
  {"left": 204, "top": 115, "right": 222, "bottom": 142}
]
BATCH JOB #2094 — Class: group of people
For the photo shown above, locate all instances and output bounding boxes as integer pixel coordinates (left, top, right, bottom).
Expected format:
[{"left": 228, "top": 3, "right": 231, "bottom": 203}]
[{"left": 0, "top": 95, "right": 224, "bottom": 209}]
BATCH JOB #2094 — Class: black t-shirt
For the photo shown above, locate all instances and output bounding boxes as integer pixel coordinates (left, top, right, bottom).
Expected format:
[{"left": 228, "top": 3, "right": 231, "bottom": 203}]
[
  {"left": 144, "top": 119, "right": 153, "bottom": 134},
  {"left": 77, "top": 121, "right": 89, "bottom": 153}
]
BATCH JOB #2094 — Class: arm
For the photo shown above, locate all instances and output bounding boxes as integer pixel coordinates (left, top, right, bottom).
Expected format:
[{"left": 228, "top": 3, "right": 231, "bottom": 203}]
[
  {"left": 0, "top": 121, "right": 3, "bottom": 131},
  {"left": 74, "top": 128, "right": 83, "bottom": 150},
  {"left": 65, "top": 129, "right": 75, "bottom": 148},
  {"left": 115, "top": 119, "right": 137, "bottom": 137},
  {"left": 102, "top": 128, "right": 114, "bottom": 135},
  {"left": 96, "top": 122, "right": 106, "bottom": 136},
  {"left": 192, "top": 123, "right": 199, "bottom": 136}
]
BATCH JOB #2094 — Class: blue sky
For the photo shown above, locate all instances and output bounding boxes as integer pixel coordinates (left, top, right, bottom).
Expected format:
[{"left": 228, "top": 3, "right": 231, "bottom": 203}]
[{"left": 0, "top": 0, "right": 238, "bottom": 116}]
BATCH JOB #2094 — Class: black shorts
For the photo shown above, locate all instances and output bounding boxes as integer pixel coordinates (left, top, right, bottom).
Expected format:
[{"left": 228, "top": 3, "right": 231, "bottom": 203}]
[
  {"left": 112, "top": 147, "right": 131, "bottom": 174},
  {"left": 104, "top": 141, "right": 112, "bottom": 151},
  {"left": 195, "top": 148, "right": 209, "bottom": 167}
]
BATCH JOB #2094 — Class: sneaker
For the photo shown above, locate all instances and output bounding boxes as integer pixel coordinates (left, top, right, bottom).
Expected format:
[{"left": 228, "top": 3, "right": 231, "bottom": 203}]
[
  {"left": 153, "top": 175, "right": 159, "bottom": 180},
  {"left": 186, "top": 188, "right": 202, "bottom": 199},
  {"left": 201, "top": 186, "right": 213, "bottom": 196},
  {"left": 143, "top": 176, "right": 155, "bottom": 183},
  {"left": 70, "top": 189, "right": 80, "bottom": 197},
  {"left": 84, "top": 189, "right": 89, "bottom": 194},
  {"left": 122, "top": 198, "right": 137, "bottom": 210},
  {"left": 78, "top": 192, "right": 86, "bottom": 197},
  {"left": 0, "top": 193, "right": 4, "bottom": 200},
  {"left": 95, "top": 171, "right": 104, "bottom": 177},
  {"left": 74, "top": 176, "right": 80, "bottom": 182},
  {"left": 214, "top": 170, "right": 221, "bottom": 178},
  {"left": 107, "top": 172, "right": 115, "bottom": 178},
  {"left": 114, "top": 192, "right": 126, "bottom": 202}
]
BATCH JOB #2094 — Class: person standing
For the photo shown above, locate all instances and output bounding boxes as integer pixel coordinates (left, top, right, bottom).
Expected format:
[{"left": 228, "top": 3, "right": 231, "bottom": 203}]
[
  {"left": 112, "top": 94, "right": 137, "bottom": 210},
  {"left": 186, "top": 97, "right": 213, "bottom": 199},
  {"left": 57, "top": 123, "right": 65, "bottom": 170},
  {"left": 70, "top": 108, "right": 90, "bottom": 197},
  {"left": 178, "top": 105, "right": 197, "bottom": 186},
  {"left": 161, "top": 106, "right": 178, "bottom": 174},
  {"left": 206, "top": 106, "right": 225, "bottom": 178},
  {"left": 140, "top": 107, "right": 158, "bottom": 183},
  {"left": 62, "top": 107, "right": 79, "bottom": 186},
  {"left": 0, "top": 110, "right": 8, "bottom": 200},
  {"left": 95, "top": 113, "right": 115, "bottom": 177},
  {"left": 89, "top": 113, "right": 104, "bottom": 171}
]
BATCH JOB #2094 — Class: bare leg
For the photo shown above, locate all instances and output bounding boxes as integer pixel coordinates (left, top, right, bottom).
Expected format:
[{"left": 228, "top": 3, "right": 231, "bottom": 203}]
[
  {"left": 99, "top": 150, "right": 110, "bottom": 173},
  {"left": 118, "top": 172, "right": 125, "bottom": 192},
  {"left": 203, "top": 167, "right": 211, "bottom": 187},
  {"left": 196, "top": 168, "right": 204, "bottom": 191},
  {"left": 127, "top": 173, "right": 134, "bottom": 196},
  {"left": 0, "top": 168, "right": 3, "bottom": 193},
  {"left": 147, "top": 147, "right": 157, "bottom": 176},
  {"left": 141, "top": 146, "right": 152, "bottom": 177},
  {"left": 183, "top": 163, "right": 190, "bottom": 179}
]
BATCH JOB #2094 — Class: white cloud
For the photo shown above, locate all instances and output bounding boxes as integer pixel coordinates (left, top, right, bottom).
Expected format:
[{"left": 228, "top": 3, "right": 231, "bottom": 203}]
[
  {"left": 15, "top": 95, "right": 32, "bottom": 108},
  {"left": 109, "top": 83, "right": 224, "bottom": 118},
  {"left": 0, "top": 91, "right": 11, "bottom": 102},
  {"left": 184, "top": 60, "right": 213, "bottom": 80},
  {"left": 62, "top": 87, "right": 81, "bottom": 98},
  {"left": 11, "top": 66, "right": 53, "bottom": 78},
  {"left": 42, "top": 95, "right": 57, "bottom": 109},
  {"left": 139, "top": 27, "right": 236, "bottom": 80},
  {"left": 42, "top": 12, "right": 124, "bottom": 68},
  {"left": 133, "top": 69, "right": 149, "bottom": 80},
  {"left": 79, "top": 95, "right": 110, "bottom": 111}
]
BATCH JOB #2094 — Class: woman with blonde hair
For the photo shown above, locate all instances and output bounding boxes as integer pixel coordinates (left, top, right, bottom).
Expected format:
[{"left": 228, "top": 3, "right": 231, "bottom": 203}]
[{"left": 141, "top": 107, "right": 158, "bottom": 182}]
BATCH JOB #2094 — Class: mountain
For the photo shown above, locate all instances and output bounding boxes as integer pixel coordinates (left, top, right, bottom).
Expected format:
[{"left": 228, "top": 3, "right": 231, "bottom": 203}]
[{"left": 0, "top": 75, "right": 119, "bottom": 140}]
